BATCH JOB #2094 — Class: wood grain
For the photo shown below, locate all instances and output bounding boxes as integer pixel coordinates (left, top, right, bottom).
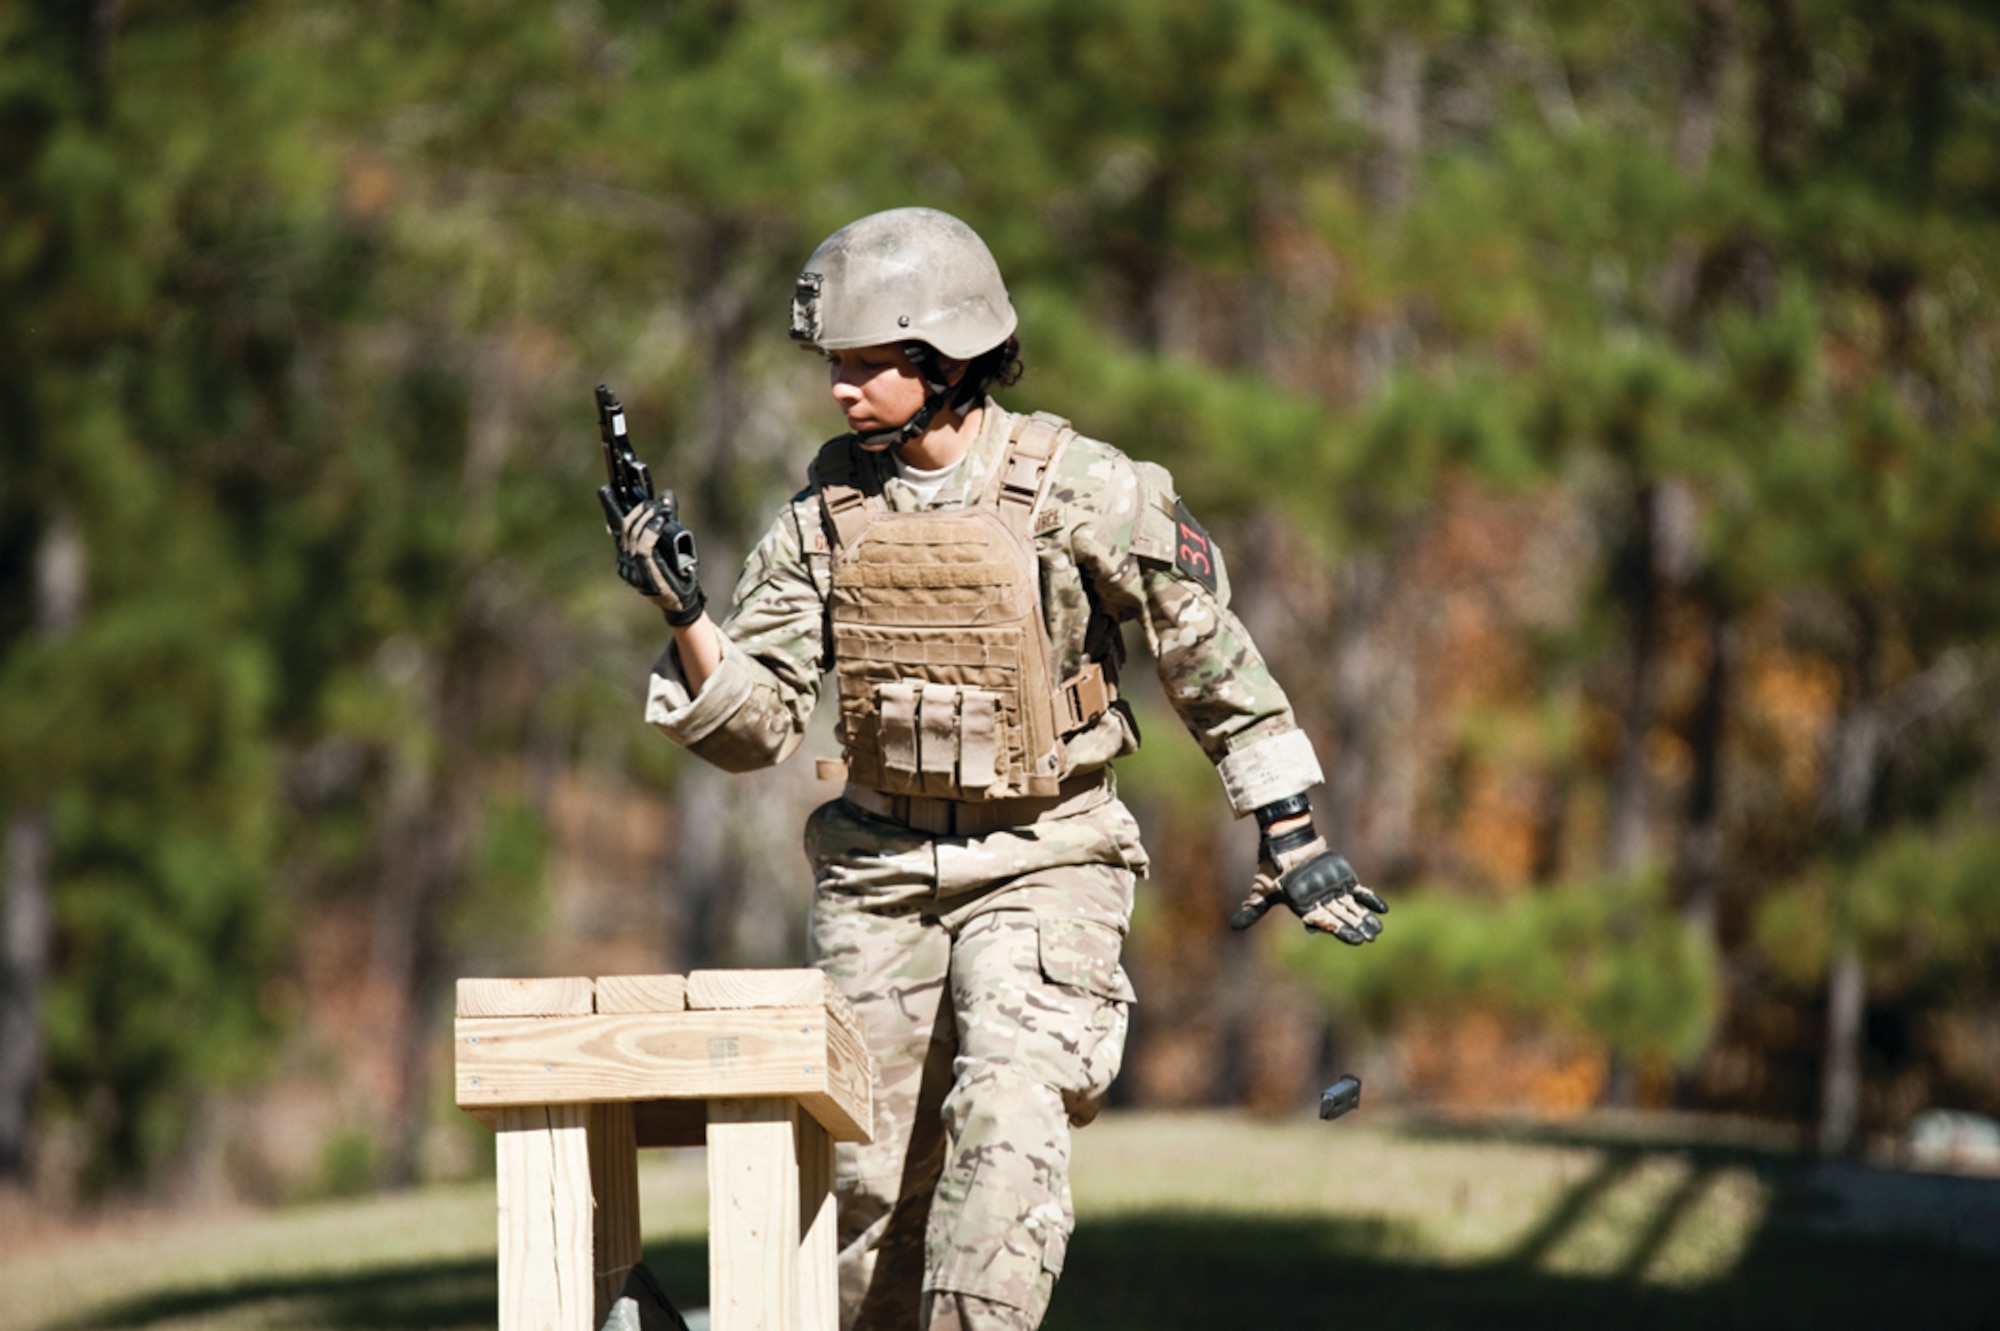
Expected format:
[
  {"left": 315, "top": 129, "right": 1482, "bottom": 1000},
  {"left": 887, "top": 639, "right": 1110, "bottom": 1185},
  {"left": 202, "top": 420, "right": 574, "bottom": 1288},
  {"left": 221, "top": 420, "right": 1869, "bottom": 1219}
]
[
  {"left": 707, "top": 1099, "right": 800, "bottom": 1331},
  {"left": 687, "top": 968, "right": 832, "bottom": 1011},
  {"left": 454, "top": 1008, "right": 871, "bottom": 1143},
  {"left": 462, "top": 973, "right": 880, "bottom": 1331},
  {"left": 495, "top": 1104, "right": 593, "bottom": 1331},
  {"left": 686, "top": 968, "right": 861, "bottom": 1047},
  {"left": 458, "top": 976, "right": 595, "bottom": 1018},
  {"left": 593, "top": 974, "right": 688, "bottom": 1014},
  {"left": 589, "top": 1102, "right": 641, "bottom": 1323},
  {"left": 797, "top": 1114, "right": 838, "bottom": 1331},
  {"left": 822, "top": 1003, "right": 872, "bottom": 1139}
]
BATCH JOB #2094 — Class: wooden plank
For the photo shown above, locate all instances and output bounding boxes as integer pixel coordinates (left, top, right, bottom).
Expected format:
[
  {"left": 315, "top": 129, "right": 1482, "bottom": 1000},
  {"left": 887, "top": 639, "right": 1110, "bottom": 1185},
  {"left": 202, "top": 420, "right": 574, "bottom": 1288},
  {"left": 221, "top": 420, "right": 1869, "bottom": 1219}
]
[
  {"left": 470, "top": 1097, "right": 708, "bottom": 1146},
  {"left": 472, "top": 1086, "right": 867, "bottom": 1152},
  {"left": 707, "top": 1099, "right": 800, "bottom": 1331},
  {"left": 797, "top": 1113, "right": 838, "bottom": 1331},
  {"left": 687, "top": 968, "right": 832, "bottom": 1012},
  {"left": 458, "top": 976, "right": 595, "bottom": 1019},
  {"left": 589, "top": 1103, "right": 641, "bottom": 1324},
  {"left": 816, "top": 978, "right": 861, "bottom": 1050},
  {"left": 594, "top": 973, "right": 688, "bottom": 1014},
  {"left": 688, "top": 968, "right": 862, "bottom": 1052},
  {"left": 454, "top": 1009, "right": 871, "bottom": 1143},
  {"left": 822, "top": 1003, "right": 872, "bottom": 1143},
  {"left": 495, "top": 1104, "right": 593, "bottom": 1331},
  {"left": 633, "top": 1098, "right": 708, "bottom": 1149}
]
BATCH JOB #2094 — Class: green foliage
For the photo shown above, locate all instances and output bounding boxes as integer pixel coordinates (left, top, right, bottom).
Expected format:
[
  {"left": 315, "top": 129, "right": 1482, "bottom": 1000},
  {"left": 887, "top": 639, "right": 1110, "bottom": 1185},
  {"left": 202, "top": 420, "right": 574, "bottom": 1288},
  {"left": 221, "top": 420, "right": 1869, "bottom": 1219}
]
[
  {"left": 451, "top": 792, "right": 552, "bottom": 954},
  {"left": 2, "top": 0, "right": 1999, "bottom": 1192},
  {"left": 310, "top": 1126, "right": 382, "bottom": 1202},
  {"left": 1283, "top": 876, "right": 1720, "bottom": 1068},
  {"left": 1758, "top": 824, "right": 2000, "bottom": 995}
]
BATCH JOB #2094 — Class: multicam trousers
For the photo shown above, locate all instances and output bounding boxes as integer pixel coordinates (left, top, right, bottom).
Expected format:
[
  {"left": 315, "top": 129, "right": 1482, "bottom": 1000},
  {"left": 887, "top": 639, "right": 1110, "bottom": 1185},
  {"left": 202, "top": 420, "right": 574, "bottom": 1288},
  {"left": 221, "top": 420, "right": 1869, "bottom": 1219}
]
[{"left": 805, "top": 792, "right": 1143, "bottom": 1331}]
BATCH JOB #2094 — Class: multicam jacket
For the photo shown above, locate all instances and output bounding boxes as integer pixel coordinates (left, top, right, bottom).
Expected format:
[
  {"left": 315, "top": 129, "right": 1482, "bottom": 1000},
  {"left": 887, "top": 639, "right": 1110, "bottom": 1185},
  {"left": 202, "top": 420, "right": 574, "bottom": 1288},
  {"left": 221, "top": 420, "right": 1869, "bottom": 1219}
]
[{"left": 646, "top": 400, "right": 1322, "bottom": 822}]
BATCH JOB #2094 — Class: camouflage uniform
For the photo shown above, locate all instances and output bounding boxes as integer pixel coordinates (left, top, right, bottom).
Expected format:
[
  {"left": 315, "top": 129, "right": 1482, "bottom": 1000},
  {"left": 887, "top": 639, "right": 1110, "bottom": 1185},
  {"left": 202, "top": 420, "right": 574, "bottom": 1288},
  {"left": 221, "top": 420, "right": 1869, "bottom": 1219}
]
[{"left": 645, "top": 401, "right": 1323, "bottom": 1329}]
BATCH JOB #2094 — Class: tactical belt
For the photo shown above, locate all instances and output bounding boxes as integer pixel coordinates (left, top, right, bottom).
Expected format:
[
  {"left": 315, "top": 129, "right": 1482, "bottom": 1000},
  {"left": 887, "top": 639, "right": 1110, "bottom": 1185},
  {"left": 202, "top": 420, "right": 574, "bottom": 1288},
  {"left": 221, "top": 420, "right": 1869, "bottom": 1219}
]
[{"left": 841, "top": 770, "right": 1111, "bottom": 838}]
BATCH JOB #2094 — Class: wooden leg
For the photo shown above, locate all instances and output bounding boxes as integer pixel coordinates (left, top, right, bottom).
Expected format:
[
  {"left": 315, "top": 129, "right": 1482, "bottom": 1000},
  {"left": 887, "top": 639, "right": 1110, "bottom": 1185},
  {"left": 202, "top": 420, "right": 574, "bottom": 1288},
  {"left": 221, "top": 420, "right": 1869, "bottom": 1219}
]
[
  {"left": 707, "top": 1098, "right": 801, "bottom": 1331},
  {"left": 797, "top": 1112, "right": 838, "bottom": 1331},
  {"left": 590, "top": 1102, "right": 642, "bottom": 1322},
  {"left": 496, "top": 1104, "right": 594, "bottom": 1331}
]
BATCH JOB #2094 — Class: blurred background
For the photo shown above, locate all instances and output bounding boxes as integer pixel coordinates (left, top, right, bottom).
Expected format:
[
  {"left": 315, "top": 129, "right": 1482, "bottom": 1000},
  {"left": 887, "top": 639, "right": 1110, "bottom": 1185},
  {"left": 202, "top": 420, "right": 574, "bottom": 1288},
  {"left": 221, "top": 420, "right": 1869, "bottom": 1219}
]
[{"left": 2, "top": 0, "right": 1998, "bottom": 1212}]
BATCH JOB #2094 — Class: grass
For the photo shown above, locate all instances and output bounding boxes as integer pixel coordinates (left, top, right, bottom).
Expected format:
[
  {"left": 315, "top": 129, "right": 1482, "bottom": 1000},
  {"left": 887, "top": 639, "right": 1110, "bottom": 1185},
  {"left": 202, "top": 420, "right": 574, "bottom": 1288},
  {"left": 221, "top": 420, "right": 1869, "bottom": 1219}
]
[{"left": 1, "top": 1111, "right": 1994, "bottom": 1330}]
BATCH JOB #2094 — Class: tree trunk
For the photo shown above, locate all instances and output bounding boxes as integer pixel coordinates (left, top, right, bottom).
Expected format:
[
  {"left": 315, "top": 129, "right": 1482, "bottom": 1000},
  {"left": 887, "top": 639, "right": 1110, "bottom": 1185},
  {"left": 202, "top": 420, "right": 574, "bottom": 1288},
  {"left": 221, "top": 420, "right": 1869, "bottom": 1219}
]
[
  {"left": 1673, "top": 601, "right": 1733, "bottom": 1108},
  {"left": 672, "top": 764, "right": 734, "bottom": 971},
  {"left": 0, "top": 510, "right": 87, "bottom": 1186},
  {"left": 1327, "top": 551, "right": 1388, "bottom": 859},
  {"left": 1607, "top": 484, "right": 1664, "bottom": 875},
  {"left": 1659, "top": 0, "right": 1739, "bottom": 322},
  {"left": 367, "top": 668, "right": 446, "bottom": 1190},
  {"left": 0, "top": 812, "right": 53, "bottom": 1184},
  {"left": 1814, "top": 606, "right": 1882, "bottom": 1155},
  {"left": 1351, "top": 33, "right": 1425, "bottom": 403},
  {"left": 1753, "top": 0, "right": 1812, "bottom": 187},
  {"left": 1818, "top": 943, "right": 1866, "bottom": 1154},
  {"left": 1366, "top": 33, "right": 1424, "bottom": 220},
  {"left": 1679, "top": 602, "right": 1734, "bottom": 943}
]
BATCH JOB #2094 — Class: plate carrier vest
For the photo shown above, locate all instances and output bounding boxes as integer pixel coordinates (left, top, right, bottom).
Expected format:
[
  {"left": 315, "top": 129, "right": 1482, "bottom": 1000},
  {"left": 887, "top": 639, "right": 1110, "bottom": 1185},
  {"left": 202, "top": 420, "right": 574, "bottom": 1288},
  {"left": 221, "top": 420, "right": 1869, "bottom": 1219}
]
[{"left": 815, "top": 412, "right": 1114, "bottom": 802}]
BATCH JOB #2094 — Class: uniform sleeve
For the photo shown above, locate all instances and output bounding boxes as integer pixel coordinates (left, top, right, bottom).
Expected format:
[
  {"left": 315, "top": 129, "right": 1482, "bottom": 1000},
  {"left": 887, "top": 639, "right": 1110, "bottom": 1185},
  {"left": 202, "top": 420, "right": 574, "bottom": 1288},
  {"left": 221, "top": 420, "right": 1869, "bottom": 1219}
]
[
  {"left": 645, "top": 498, "right": 828, "bottom": 773},
  {"left": 1066, "top": 450, "right": 1324, "bottom": 816}
]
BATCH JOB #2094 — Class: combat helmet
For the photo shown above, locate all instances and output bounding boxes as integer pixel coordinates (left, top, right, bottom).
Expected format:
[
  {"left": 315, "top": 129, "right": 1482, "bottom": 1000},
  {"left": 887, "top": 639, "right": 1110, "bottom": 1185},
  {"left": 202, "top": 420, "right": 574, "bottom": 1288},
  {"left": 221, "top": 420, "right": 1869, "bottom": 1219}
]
[{"left": 790, "top": 207, "right": 1017, "bottom": 447}]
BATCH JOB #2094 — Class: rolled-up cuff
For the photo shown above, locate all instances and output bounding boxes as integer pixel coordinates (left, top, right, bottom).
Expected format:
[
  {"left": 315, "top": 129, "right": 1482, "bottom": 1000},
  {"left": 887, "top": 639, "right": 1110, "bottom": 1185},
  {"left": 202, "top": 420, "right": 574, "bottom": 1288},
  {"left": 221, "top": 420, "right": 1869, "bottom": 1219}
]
[
  {"left": 1216, "top": 728, "right": 1324, "bottom": 817},
  {"left": 644, "top": 635, "right": 756, "bottom": 747}
]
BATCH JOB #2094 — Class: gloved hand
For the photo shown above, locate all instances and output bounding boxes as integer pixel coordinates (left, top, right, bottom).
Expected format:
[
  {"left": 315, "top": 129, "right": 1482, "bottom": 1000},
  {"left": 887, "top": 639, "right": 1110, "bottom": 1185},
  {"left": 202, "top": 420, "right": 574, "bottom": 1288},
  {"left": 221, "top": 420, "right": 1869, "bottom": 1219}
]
[
  {"left": 1230, "top": 819, "right": 1388, "bottom": 944},
  {"left": 614, "top": 492, "right": 706, "bottom": 627}
]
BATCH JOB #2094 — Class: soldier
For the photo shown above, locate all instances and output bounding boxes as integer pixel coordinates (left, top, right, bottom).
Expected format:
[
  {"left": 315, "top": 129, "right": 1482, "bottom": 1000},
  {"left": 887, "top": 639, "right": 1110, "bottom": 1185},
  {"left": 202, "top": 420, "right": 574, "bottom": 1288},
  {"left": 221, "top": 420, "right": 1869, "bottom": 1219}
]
[{"left": 612, "top": 207, "right": 1387, "bottom": 1331}]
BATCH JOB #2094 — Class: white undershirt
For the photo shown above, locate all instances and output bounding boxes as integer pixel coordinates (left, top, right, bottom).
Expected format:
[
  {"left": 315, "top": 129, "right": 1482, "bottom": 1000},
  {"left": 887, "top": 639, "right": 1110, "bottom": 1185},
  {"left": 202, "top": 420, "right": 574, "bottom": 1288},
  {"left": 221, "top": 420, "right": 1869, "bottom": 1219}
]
[{"left": 894, "top": 454, "right": 964, "bottom": 507}]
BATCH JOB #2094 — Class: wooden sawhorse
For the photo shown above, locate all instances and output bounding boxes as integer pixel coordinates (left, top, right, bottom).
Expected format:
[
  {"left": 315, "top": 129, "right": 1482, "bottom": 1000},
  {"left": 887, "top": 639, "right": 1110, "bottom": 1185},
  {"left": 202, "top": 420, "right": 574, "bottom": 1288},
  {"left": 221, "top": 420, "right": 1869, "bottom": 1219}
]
[{"left": 455, "top": 970, "right": 873, "bottom": 1331}]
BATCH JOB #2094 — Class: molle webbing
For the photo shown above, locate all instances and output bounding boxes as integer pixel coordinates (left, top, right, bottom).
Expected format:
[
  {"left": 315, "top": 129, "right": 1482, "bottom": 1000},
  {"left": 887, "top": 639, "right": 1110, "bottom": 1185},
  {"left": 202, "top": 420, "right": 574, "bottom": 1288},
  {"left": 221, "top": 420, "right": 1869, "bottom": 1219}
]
[
  {"left": 814, "top": 438, "right": 874, "bottom": 551},
  {"left": 816, "top": 412, "right": 1113, "bottom": 803},
  {"left": 992, "top": 411, "right": 1066, "bottom": 538}
]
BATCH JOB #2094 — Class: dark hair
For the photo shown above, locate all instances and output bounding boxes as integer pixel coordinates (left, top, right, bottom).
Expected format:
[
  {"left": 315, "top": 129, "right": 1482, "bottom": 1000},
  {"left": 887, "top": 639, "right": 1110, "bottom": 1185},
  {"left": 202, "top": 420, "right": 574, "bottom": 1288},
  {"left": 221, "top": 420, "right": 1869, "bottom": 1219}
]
[{"left": 954, "top": 335, "right": 1024, "bottom": 407}]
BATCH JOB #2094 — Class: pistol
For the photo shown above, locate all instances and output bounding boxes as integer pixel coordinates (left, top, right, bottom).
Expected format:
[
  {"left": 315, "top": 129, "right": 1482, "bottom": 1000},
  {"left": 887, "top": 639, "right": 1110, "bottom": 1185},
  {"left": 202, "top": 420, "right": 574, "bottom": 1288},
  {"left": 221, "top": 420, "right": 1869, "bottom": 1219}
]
[{"left": 596, "top": 383, "right": 655, "bottom": 530}]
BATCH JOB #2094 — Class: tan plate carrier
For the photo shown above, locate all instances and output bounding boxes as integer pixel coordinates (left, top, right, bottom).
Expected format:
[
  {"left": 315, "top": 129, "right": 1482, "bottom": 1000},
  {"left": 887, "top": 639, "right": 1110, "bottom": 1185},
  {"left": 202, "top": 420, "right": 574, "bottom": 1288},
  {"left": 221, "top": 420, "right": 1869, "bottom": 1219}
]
[{"left": 815, "top": 412, "right": 1113, "bottom": 807}]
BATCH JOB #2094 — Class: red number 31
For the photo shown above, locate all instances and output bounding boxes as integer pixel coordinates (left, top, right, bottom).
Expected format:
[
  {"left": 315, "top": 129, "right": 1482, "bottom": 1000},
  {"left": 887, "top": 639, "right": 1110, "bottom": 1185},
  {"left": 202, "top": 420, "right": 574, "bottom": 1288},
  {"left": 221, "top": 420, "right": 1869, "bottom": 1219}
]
[{"left": 1178, "top": 522, "right": 1211, "bottom": 576}]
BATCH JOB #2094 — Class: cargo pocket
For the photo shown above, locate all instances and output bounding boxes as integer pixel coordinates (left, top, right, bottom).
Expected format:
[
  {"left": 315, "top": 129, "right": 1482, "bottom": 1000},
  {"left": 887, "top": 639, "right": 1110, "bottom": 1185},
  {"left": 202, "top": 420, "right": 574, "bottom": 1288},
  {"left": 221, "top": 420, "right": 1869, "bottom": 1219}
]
[
  {"left": 1036, "top": 917, "right": 1135, "bottom": 1126},
  {"left": 1041, "top": 1221, "right": 1070, "bottom": 1278},
  {"left": 1036, "top": 917, "right": 1136, "bottom": 1003}
]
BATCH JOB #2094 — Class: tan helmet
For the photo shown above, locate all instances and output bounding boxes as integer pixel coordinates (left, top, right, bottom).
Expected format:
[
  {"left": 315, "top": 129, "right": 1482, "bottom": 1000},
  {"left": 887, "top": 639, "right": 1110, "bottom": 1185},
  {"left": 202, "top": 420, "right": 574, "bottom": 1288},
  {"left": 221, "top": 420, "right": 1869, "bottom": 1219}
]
[{"left": 790, "top": 207, "right": 1017, "bottom": 360}]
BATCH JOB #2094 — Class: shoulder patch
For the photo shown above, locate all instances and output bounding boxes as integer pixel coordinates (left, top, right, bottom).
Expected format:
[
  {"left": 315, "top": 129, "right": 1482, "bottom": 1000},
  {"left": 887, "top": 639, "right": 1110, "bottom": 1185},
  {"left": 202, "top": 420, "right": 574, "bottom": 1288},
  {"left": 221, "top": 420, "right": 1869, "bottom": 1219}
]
[{"left": 1172, "top": 498, "right": 1220, "bottom": 593}]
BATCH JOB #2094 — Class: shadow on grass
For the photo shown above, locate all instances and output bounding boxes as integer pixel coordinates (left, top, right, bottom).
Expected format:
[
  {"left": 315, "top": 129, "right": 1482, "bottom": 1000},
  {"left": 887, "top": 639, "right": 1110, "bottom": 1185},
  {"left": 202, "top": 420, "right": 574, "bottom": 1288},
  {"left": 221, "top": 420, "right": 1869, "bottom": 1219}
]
[
  {"left": 1046, "top": 1209, "right": 1993, "bottom": 1331},
  {"left": 58, "top": 1150, "right": 1998, "bottom": 1331},
  {"left": 54, "top": 1242, "right": 708, "bottom": 1331}
]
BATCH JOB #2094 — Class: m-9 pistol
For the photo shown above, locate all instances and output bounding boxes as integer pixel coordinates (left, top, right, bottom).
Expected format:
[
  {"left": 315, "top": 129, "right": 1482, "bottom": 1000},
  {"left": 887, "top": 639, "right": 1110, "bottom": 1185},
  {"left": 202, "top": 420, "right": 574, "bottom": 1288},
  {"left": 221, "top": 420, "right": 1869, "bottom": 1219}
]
[{"left": 596, "top": 383, "right": 655, "bottom": 529}]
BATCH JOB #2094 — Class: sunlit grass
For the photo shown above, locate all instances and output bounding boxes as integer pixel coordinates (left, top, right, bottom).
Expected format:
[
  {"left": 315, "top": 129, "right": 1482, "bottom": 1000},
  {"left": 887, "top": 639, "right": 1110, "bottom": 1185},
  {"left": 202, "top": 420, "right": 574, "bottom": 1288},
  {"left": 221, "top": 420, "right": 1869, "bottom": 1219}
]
[
  {"left": 0, "top": 1150, "right": 709, "bottom": 1331},
  {"left": 1, "top": 1111, "right": 1992, "bottom": 1331},
  {"left": 1071, "top": 1112, "right": 1767, "bottom": 1281}
]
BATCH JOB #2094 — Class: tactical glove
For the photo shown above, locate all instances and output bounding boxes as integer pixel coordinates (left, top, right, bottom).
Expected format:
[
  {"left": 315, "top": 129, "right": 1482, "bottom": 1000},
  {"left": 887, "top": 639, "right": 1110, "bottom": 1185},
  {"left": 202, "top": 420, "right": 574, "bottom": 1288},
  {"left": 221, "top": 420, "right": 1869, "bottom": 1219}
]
[
  {"left": 1230, "top": 820, "right": 1388, "bottom": 944},
  {"left": 615, "top": 493, "right": 707, "bottom": 627}
]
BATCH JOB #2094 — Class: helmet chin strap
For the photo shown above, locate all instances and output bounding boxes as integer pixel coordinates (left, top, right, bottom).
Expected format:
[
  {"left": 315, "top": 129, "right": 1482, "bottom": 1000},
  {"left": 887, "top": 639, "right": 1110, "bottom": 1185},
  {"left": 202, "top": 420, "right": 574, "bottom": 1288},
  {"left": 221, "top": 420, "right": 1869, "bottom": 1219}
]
[{"left": 844, "top": 342, "right": 964, "bottom": 452}]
